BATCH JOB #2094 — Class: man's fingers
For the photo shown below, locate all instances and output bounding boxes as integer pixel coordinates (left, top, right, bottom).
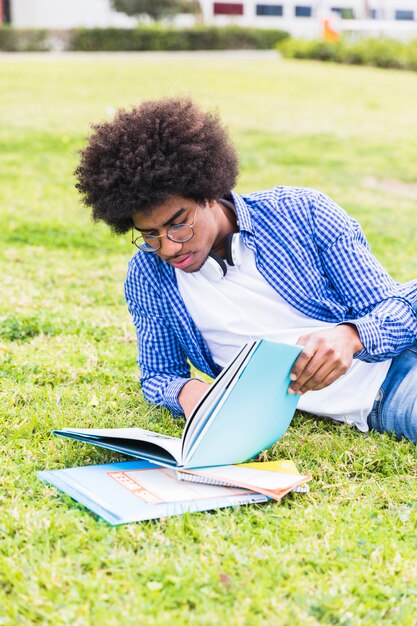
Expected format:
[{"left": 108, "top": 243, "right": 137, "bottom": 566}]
[
  {"left": 299, "top": 369, "right": 343, "bottom": 393},
  {"left": 290, "top": 338, "right": 350, "bottom": 394},
  {"left": 290, "top": 352, "right": 329, "bottom": 394},
  {"left": 297, "top": 360, "right": 335, "bottom": 393},
  {"left": 297, "top": 363, "right": 341, "bottom": 394},
  {"left": 289, "top": 345, "right": 324, "bottom": 394},
  {"left": 290, "top": 343, "right": 314, "bottom": 382},
  {"left": 294, "top": 354, "right": 350, "bottom": 394}
]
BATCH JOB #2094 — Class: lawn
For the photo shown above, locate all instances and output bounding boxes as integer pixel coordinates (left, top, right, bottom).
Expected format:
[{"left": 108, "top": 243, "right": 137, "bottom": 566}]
[{"left": 1, "top": 52, "right": 417, "bottom": 625}]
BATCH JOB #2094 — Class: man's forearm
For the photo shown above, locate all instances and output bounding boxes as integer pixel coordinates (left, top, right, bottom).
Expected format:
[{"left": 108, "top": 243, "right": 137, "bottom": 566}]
[{"left": 350, "top": 298, "right": 417, "bottom": 360}]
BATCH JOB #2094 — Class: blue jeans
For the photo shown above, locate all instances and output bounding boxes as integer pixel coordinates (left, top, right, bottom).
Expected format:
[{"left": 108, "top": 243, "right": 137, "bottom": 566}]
[
  {"left": 367, "top": 292, "right": 417, "bottom": 442},
  {"left": 367, "top": 342, "right": 417, "bottom": 442}
]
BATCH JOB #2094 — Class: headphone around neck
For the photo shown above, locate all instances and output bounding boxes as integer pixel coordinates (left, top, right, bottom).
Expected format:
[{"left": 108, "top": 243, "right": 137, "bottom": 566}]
[{"left": 198, "top": 232, "right": 243, "bottom": 282}]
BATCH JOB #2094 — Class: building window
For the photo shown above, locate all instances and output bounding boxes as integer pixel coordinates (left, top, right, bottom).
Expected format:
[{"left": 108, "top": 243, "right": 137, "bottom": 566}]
[
  {"left": 331, "top": 7, "right": 355, "bottom": 18},
  {"left": 213, "top": 2, "right": 244, "bottom": 15},
  {"left": 394, "top": 10, "right": 414, "bottom": 20},
  {"left": 256, "top": 4, "right": 283, "bottom": 16},
  {"left": 370, "top": 9, "right": 378, "bottom": 19},
  {"left": 1, "top": 0, "right": 11, "bottom": 23},
  {"left": 295, "top": 5, "right": 312, "bottom": 17}
]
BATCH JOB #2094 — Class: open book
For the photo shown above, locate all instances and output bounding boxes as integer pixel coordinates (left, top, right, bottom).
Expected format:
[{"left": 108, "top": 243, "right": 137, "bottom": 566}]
[{"left": 53, "top": 340, "right": 302, "bottom": 470}]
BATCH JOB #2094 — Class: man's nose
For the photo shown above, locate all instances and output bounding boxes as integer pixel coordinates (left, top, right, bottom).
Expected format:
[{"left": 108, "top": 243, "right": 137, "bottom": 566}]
[{"left": 159, "top": 235, "right": 183, "bottom": 257}]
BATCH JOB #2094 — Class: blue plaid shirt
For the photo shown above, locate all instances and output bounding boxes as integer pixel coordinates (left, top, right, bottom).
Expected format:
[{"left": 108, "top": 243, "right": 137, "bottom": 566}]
[{"left": 125, "top": 187, "right": 417, "bottom": 416}]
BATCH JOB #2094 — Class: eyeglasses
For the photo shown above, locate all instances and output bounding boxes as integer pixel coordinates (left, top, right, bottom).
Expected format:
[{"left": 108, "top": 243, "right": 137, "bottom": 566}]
[{"left": 131, "top": 207, "right": 199, "bottom": 253}]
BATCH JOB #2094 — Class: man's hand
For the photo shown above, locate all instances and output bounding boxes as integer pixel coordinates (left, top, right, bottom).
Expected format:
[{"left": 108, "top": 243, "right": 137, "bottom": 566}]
[
  {"left": 178, "top": 379, "right": 211, "bottom": 420},
  {"left": 289, "top": 324, "right": 364, "bottom": 395}
]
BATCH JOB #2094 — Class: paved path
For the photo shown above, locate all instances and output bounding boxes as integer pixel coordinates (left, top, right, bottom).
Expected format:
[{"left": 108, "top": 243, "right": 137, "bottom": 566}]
[{"left": 0, "top": 50, "right": 278, "bottom": 61}]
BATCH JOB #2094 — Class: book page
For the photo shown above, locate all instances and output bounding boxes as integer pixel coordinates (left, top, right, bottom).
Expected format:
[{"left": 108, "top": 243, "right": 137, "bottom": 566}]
[
  {"left": 239, "top": 459, "right": 310, "bottom": 493},
  {"left": 107, "top": 466, "right": 252, "bottom": 504},
  {"left": 181, "top": 341, "right": 256, "bottom": 456},
  {"left": 183, "top": 342, "right": 258, "bottom": 465},
  {"left": 57, "top": 427, "right": 182, "bottom": 465},
  {"left": 182, "top": 341, "right": 302, "bottom": 469},
  {"left": 180, "top": 465, "right": 311, "bottom": 501}
]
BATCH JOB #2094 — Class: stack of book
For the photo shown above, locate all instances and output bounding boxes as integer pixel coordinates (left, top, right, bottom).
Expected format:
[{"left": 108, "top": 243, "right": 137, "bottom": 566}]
[{"left": 39, "top": 340, "right": 311, "bottom": 525}]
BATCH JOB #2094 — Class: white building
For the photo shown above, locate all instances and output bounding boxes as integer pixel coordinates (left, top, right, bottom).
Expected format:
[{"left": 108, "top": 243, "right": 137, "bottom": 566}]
[
  {"left": 200, "top": 0, "right": 417, "bottom": 38},
  {"left": 2, "top": 0, "right": 417, "bottom": 39},
  {"left": 1, "top": 0, "right": 136, "bottom": 28}
]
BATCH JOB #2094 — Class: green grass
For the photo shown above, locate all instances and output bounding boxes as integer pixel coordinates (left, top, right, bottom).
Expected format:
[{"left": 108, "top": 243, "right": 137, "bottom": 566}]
[{"left": 1, "top": 53, "right": 417, "bottom": 625}]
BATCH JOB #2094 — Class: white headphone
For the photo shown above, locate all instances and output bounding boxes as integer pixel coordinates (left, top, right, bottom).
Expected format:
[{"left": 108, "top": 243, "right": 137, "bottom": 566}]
[{"left": 198, "top": 232, "right": 244, "bottom": 282}]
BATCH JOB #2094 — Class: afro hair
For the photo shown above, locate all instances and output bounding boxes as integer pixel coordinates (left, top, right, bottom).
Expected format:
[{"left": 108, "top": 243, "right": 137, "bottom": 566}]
[{"left": 74, "top": 98, "right": 239, "bottom": 234}]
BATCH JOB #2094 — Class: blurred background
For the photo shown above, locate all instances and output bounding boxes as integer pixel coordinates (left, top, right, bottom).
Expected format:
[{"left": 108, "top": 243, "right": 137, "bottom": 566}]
[{"left": 2, "top": 0, "right": 417, "bottom": 40}]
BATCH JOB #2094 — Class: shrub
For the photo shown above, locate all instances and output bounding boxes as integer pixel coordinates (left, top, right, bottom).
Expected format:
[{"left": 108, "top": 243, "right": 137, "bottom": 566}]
[
  {"left": 0, "top": 26, "right": 289, "bottom": 52},
  {"left": 69, "top": 25, "right": 289, "bottom": 52},
  {"left": 343, "top": 38, "right": 406, "bottom": 69},
  {"left": 405, "top": 39, "right": 417, "bottom": 71},
  {"left": 0, "top": 27, "right": 50, "bottom": 52},
  {"left": 277, "top": 36, "right": 417, "bottom": 72},
  {"left": 278, "top": 38, "right": 343, "bottom": 62}
]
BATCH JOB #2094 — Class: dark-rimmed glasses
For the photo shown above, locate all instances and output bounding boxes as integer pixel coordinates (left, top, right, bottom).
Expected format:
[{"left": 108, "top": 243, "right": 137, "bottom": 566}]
[{"left": 131, "top": 207, "right": 199, "bottom": 252}]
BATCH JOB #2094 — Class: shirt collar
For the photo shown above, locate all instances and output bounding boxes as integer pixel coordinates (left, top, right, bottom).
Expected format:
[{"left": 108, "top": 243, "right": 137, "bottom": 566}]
[{"left": 230, "top": 190, "right": 254, "bottom": 235}]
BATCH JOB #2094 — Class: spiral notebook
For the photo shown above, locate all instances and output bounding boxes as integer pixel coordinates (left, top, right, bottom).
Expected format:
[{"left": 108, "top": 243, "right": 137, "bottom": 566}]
[{"left": 177, "top": 460, "right": 311, "bottom": 500}]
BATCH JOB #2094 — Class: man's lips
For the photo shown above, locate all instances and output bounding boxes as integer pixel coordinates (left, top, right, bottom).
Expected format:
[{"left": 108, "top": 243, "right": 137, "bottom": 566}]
[{"left": 169, "top": 253, "right": 194, "bottom": 269}]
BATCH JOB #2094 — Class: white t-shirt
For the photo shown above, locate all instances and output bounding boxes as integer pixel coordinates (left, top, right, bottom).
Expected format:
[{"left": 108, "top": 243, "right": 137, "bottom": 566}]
[{"left": 176, "top": 242, "right": 391, "bottom": 432}]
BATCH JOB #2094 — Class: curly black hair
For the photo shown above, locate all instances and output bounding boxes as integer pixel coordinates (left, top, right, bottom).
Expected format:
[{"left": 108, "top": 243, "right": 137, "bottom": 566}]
[{"left": 74, "top": 98, "right": 239, "bottom": 234}]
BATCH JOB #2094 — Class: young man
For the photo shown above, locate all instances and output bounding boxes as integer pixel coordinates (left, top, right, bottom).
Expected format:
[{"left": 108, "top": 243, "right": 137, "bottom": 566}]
[{"left": 75, "top": 98, "right": 417, "bottom": 442}]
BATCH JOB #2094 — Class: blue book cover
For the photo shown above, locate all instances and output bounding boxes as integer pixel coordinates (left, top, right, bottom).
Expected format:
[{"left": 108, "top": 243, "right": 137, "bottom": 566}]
[
  {"left": 185, "top": 341, "right": 302, "bottom": 467},
  {"left": 38, "top": 460, "right": 269, "bottom": 525}
]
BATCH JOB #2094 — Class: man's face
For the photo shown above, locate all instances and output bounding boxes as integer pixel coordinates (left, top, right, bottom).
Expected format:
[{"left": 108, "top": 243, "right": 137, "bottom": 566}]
[{"left": 132, "top": 196, "right": 222, "bottom": 273}]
